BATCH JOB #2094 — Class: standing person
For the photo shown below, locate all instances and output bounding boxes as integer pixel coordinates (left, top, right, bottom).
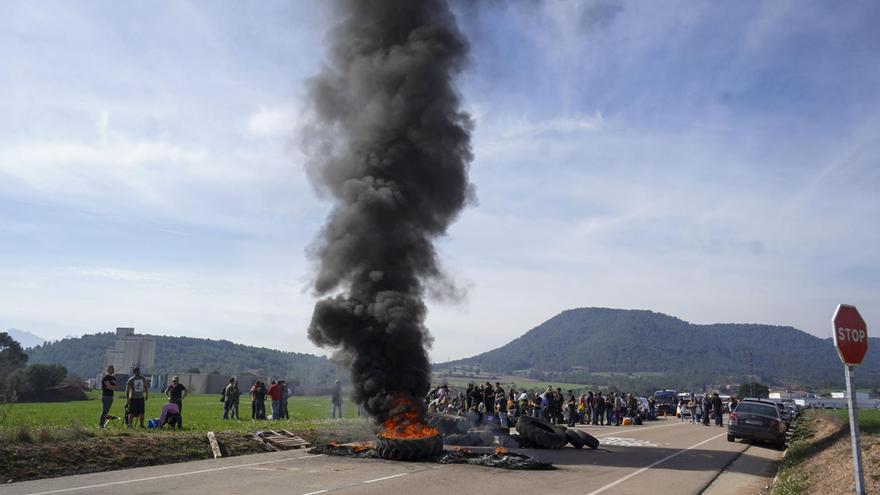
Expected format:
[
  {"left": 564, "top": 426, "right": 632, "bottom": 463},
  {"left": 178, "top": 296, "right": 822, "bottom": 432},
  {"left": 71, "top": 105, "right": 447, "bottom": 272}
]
[
  {"left": 164, "top": 376, "right": 187, "bottom": 415},
  {"left": 496, "top": 390, "right": 508, "bottom": 426},
  {"left": 250, "top": 381, "right": 259, "bottom": 419},
  {"left": 483, "top": 382, "right": 495, "bottom": 422},
  {"left": 99, "top": 365, "right": 117, "bottom": 428},
  {"left": 125, "top": 367, "right": 149, "bottom": 428},
  {"left": 596, "top": 392, "right": 606, "bottom": 426},
  {"left": 223, "top": 378, "right": 239, "bottom": 420},
  {"left": 679, "top": 397, "right": 687, "bottom": 422},
  {"left": 279, "top": 380, "right": 290, "bottom": 419},
  {"left": 712, "top": 393, "right": 724, "bottom": 427},
  {"left": 688, "top": 394, "right": 698, "bottom": 424},
  {"left": 701, "top": 394, "right": 712, "bottom": 426},
  {"left": 331, "top": 379, "right": 343, "bottom": 419},
  {"left": 566, "top": 391, "right": 577, "bottom": 427},
  {"left": 268, "top": 380, "right": 281, "bottom": 420},
  {"left": 729, "top": 396, "right": 739, "bottom": 413},
  {"left": 255, "top": 381, "right": 268, "bottom": 419}
]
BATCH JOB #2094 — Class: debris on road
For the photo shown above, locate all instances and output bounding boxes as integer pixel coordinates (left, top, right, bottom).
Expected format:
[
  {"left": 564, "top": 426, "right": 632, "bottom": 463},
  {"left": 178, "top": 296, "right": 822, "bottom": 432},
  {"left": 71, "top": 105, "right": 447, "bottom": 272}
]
[{"left": 309, "top": 442, "right": 554, "bottom": 470}]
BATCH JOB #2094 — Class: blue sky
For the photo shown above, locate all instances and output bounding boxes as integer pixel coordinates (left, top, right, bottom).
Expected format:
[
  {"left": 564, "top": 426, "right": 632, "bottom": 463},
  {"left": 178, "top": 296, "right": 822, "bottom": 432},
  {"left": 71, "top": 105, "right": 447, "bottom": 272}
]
[{"left": 1, "top": 0, "right": 878, "bottom": 361}]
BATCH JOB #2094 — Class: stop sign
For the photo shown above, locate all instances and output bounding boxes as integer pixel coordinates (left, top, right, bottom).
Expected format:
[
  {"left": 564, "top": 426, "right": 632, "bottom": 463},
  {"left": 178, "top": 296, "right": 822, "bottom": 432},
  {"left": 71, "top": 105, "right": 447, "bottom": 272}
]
[{"left": 833, "top": 304, "right": 869, "bottom": 365}]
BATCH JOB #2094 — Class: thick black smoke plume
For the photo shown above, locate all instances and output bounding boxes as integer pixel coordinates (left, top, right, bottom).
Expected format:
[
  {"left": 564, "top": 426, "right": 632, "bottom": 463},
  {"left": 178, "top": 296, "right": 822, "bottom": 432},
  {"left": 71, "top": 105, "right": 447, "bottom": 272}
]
[{"left": 303, "top": 0, "right": 473, "bottom": 423}]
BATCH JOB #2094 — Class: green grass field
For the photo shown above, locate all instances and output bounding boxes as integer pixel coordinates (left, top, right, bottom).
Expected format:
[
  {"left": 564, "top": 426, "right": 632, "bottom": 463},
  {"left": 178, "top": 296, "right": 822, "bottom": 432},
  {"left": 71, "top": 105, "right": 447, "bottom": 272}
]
[
  {"left": 832, "top": 408, "right": 880, "bottom": 434},
  {"left": 0, "top": 390, "right": 364, "bottom": 435}
]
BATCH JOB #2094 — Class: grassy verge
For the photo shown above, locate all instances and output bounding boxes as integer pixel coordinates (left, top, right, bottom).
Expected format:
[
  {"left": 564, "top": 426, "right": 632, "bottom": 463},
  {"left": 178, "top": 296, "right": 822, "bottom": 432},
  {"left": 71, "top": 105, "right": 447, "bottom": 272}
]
[
  {"left": 771, "top": 410, "right": 879, "bottom": 495},
  {"left": 773, "top": 412, "right": 818, "bottom": 495},
  {"left": 0, "top": 392, "right": 378, "bottom": 482}
]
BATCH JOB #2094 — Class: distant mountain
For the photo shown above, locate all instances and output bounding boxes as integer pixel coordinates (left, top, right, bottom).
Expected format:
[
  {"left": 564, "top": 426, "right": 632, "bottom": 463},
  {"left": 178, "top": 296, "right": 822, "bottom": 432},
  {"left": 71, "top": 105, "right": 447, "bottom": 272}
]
[
  {"left": 438, "top": 308, "right": 880, "bottom": 390},
  {"left": 26, "top": 333, "right": 338, "bottom": 387},
  {"left": 5, "top": 328, "right": 46, "bottom": 349}
]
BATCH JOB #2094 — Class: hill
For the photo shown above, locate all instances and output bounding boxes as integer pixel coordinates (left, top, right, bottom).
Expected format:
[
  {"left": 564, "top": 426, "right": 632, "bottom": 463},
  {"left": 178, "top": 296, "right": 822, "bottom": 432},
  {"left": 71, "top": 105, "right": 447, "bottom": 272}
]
[
  {"left": 25, "top": 333, "right": 338, "bottom": 387},
  {"left": 5, "top": 328, "right": 46, "bottom": 349},
  {"left": 438, "top": 307, "right": 880, "bottom": 391}
]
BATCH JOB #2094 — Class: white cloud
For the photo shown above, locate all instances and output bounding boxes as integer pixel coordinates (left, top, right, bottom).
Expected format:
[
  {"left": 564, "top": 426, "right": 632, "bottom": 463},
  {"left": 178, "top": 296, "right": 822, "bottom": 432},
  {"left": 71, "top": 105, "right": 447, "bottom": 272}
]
[
  {"left": 495, "top": 112, "right": 604, "bottom": 139},
  {"left": 247, "top": 104, "right": 303, "bottom": 138}
]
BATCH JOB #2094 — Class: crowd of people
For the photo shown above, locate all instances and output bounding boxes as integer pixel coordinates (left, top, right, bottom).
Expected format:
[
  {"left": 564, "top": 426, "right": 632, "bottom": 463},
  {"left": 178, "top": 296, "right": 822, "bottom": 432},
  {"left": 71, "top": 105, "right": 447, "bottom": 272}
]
[
  {"left": 98, "top": 365, "right": 299, "bottom": 429},
  {"left": 425, "top": 382, "right": 662, "bottom": 428},
  {"left": 676, "top": 393, "right": 736, "bottom": 427},
  {"left": 220, "top": 378, "right": 291, "bottom": 421}
]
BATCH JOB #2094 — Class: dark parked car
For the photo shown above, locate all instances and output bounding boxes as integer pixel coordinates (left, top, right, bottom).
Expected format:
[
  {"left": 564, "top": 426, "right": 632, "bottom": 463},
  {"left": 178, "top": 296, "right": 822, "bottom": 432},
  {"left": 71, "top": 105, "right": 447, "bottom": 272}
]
[{"left": 728, "top": 399, "right": 787, "bottom": 449}]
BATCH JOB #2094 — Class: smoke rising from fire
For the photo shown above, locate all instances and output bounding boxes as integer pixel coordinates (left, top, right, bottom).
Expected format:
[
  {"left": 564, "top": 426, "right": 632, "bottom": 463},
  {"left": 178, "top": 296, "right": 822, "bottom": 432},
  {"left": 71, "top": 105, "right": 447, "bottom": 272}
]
[{"left": 303, "top": 0, "right": 473, "bottom": 423}]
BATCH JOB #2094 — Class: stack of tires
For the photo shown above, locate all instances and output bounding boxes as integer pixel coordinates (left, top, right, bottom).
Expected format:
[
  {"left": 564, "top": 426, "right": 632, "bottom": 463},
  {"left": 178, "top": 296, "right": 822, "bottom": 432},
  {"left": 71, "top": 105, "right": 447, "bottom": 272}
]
[{"left": 515, "top": 416, "right": 599, "bottom": 450}]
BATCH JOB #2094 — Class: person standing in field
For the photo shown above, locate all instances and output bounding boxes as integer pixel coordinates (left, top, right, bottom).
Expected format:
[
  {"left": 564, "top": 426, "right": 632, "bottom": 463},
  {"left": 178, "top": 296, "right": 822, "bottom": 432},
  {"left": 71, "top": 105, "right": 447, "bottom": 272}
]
[
  {"left": 268, "top": 380, "right": 281, "bottom": 420},
  {"left": 331, "top": 379, "right": 343, "bottom": 419},
  {"left": 126, "top": 367, "right": 149, "bottom": 428},
  {"left": 279, "top": 380, "right": 290, "bottom": 419},
  {"left": 223, "top": 377, "right": 240, "bottom": 420},
  {"left": 99, "top": 365, "right": 116, "bottom": 428},
  {"left": 164, "top": 376, "right": 187, "bottom": 414}
]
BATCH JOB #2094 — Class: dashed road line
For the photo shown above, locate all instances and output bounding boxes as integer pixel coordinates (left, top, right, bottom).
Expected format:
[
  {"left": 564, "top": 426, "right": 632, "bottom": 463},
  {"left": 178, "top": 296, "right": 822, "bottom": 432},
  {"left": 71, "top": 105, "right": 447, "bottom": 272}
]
[{"left": 363, "top": 472, "right": 408, "bottom": 483}]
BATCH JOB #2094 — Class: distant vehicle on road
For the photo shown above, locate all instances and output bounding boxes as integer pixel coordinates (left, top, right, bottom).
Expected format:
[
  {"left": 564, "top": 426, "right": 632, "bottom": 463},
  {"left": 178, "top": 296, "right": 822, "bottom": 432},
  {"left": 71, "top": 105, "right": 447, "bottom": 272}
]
[
  {"left": 728, "top": 399, "right": 787, "bottom": 449},
  {"left": 652, "top": 389, "right": 677, "bottom": 416}
]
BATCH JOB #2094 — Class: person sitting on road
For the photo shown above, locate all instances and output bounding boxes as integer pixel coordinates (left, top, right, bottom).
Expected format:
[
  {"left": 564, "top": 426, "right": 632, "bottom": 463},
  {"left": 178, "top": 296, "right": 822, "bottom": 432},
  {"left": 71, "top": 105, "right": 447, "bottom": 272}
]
[{"left": 159, "top": 399, "right": 182, "bottom": 429}]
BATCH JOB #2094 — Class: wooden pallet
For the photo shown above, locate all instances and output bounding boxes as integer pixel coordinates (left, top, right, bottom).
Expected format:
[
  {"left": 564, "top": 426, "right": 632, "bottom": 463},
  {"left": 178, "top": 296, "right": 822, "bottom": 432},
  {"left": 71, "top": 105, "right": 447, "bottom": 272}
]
[{"left": 254, "top": 430, "right": 312, "bottom": 451}]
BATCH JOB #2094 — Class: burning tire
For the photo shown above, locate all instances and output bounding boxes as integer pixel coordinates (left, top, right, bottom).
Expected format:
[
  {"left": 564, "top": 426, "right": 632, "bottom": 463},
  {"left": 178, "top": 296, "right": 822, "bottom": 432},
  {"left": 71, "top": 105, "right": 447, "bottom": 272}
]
[
  {"left": 515, "top": 416, "right": 566, "bottom": 449},
  {"left": 575, "top": 430, "right": 600, "bottom": 450},
  {"left": 375, "top": 433, "right": 443, "bottom": 461}
]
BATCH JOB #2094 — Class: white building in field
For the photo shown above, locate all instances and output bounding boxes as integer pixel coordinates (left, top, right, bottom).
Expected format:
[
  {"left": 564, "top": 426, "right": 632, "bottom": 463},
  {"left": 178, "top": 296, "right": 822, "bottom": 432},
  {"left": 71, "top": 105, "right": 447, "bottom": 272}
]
[{"left": 104, "top": 327, "right": 156, "bottom": 374}]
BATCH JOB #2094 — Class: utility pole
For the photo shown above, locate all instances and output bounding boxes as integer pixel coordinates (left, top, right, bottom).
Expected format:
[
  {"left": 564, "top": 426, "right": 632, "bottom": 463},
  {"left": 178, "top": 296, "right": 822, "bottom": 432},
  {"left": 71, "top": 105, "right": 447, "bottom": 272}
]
[{"left": 748, "top": 351, "right": 754, "bottom": 398}]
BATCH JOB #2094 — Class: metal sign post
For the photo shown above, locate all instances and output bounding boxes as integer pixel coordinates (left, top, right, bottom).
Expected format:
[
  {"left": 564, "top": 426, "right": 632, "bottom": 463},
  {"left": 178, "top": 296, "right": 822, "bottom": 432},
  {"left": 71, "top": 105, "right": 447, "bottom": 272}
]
[
  {"left": 832, "top": 304, "right": 868, "bottom": 495},
  {"left": 845, "top": 365, "right": 865, "bottom": 495}
]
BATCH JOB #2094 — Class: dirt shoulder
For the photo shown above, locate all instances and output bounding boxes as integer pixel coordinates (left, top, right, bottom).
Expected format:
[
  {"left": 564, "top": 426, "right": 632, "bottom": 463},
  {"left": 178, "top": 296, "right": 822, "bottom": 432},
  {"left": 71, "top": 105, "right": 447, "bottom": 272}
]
[{"left": 773, "top": 411, "right": 879, "bottom": 494}]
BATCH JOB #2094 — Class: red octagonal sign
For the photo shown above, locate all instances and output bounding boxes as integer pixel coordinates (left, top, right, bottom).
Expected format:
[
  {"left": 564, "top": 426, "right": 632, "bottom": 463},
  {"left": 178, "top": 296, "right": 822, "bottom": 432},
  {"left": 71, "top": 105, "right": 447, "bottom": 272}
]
[{"left": 833, "top": 304, "right": 868, "bottom": 365}]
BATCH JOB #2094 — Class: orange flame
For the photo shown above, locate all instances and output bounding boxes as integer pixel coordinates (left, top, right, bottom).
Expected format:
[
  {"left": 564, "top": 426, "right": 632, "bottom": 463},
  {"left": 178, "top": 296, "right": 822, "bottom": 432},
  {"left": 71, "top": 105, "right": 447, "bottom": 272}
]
[
  {"left": 378, "top": 395, "right": 439, "bottom": 440},
  {"left": 494, "top": 447, "right": 509, "bottom": 455}
]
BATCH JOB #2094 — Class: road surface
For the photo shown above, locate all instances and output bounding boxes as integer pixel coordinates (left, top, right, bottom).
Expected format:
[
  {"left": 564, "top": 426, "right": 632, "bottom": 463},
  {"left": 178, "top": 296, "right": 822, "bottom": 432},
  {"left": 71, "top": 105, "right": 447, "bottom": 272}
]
[{"left": 3, "top": 420, "right": 783, "bottom": 495}]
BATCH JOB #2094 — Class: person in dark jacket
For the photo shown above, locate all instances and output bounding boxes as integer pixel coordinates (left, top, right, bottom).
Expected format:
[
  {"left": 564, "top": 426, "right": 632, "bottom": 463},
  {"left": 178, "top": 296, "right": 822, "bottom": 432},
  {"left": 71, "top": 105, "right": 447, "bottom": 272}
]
[
  {"left": 712, "top": 393, "right": 724, "bottom": 426},
  {"left": 566, "top": 391, "right": 577, "bottom": 426},
  {"left": 99, "top": 365, "right": 116, "bottom": 428},
  {"left": 331, "top": 379, "right": 343, "bottom": 419},
  {"left": 483, "top": 382, "right": 495, "bottom": 421},
  {"left": 701, "top": 394, "right": 711, "bottom": 425}
]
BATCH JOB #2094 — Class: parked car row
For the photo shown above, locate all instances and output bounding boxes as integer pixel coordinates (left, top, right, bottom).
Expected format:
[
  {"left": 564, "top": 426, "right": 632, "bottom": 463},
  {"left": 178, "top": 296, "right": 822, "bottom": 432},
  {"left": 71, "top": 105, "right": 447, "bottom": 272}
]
[{"left": 727, "top": 398, "right": 801, "bottom": 450}]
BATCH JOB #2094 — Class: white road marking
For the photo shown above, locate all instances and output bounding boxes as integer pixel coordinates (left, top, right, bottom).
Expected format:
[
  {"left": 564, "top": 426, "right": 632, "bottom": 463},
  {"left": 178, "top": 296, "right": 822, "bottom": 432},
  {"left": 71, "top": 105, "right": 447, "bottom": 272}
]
[
  {"left": 600, "top": 437, "right": 660, "bottom": 448},
  {"left": 363, "top": 472, "right": 408, "bottom": 483},
  {"left": 586, "top": 432, "right": 727, "bottom": 495},
  {"left": 301, "top": 490, "right": 328, "bottom": 495},
  {"left": 20, "top": 454, "right": 326, "bottom": 495}
]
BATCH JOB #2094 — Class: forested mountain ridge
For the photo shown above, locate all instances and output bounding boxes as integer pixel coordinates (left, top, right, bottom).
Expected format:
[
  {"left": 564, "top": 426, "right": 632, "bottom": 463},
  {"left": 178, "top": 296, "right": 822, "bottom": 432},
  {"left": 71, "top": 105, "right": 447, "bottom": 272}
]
[
  {"left": 438, "top": 307, "right": 880, "bottom": 389},
  {"left": 26, "top": 333, "right": 337, "bottom": 386}
]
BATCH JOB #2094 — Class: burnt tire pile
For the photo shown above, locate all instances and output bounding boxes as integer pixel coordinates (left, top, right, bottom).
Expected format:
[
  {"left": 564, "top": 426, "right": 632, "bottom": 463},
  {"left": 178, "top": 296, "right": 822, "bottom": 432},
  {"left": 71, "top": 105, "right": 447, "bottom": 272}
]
[
  {"left": 375, "top": 434, "right": 444, "bottom": 461},
  {"left": 515, "top": 416, "right": 598, "bottom": 450}
]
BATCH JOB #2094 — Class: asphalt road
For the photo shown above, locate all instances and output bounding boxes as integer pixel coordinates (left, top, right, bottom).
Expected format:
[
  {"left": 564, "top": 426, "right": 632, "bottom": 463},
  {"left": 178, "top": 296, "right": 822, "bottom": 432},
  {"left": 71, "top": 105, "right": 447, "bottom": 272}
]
[{"left": 3, "top": 420, "right": 783, "bottom": 495}]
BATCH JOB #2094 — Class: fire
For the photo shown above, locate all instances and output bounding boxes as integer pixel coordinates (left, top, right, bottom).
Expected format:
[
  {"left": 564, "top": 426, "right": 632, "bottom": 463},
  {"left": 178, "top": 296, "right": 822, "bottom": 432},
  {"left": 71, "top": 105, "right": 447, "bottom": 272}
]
[
  {"left": 378, "top": 395, "right": 439, "bottom": 440},
  {"left": 494, "top": 447, "right": 509, "bottom": 456}
]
